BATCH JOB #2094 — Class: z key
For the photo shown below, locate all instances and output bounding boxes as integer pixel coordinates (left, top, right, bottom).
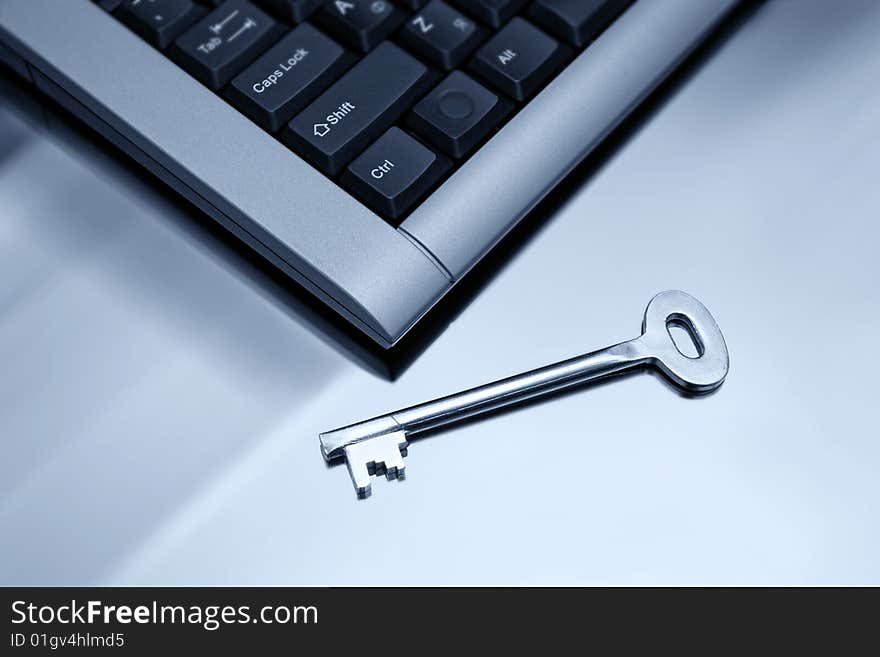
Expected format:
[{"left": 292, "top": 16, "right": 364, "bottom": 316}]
[{"left": 400, "top": 1, "right": 486, "bottom": 71}]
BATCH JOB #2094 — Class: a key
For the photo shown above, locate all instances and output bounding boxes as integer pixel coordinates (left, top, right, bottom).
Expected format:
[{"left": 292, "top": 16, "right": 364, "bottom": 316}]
[
  {"left": 399, "top": 1, "right": 487, "bottom": 71},
  {"left": 469, "top": 17, "right": 571, "bottom": 101},
  {"left": 407, "top": 71, "right": 512, "bottom": 158},
  {"left": 319, "top": 291, "right": 730, "bottom": 497},
  {"left": 226, "top": 23, "right": 355, "bottom": 132},
  {"left": 528, "top": 0, "right": 633, "bottom": 48},
  {"left": 313, "top": 0, "right": 406, "bottom": 53},
  {"left": 341, "top": 127, "right": 451, "bottom": 221},
  {"left": 116, "top": 0, "right": 207, "bottom": 49},
  {"left": 284, "top": 42, "right": 433, "bottom": 175},
  {"left": 169, "top": 0, "right": 284, "bottom": 90}
]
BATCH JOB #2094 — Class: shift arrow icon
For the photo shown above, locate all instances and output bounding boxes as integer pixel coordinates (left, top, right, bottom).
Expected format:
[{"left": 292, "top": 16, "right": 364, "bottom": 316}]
[{"left": 313, "top": 123, "right": 330, "bottom": 138}]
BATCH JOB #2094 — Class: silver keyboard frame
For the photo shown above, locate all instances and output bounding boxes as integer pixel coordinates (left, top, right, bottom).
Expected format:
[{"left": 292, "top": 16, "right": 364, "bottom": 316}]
[{"left": 0, "top": 0, "right": 739, "bottom": 347}]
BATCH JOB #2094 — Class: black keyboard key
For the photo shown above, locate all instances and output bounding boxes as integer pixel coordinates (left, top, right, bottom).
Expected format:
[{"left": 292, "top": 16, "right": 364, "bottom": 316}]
[
  {"left": 284, "top": 42, "right": 433, "bottom": 175},
  {"left": 398, "top": 0, "right": 429, "bottom": 9},
  {"left": 226, "top": 23, "right": 354, "bottom": 132},
  {"left": 399, "top": 1, "right": 486, "bottom": 71},
  {"left": 407, "top": 71, "right": 511, "bottom": 158},
  {"left": 116, "top": 0, "right": 206, "bottom": 49},
  {"left": 528, "top": 0, "right": 631, "bottom": 48},
  {"left": 341, "top": 127, "right": 451, "bottom": 221},
  {"left": 314, "top": 0, "right": 406, "bottom": 53},
  {"left": 470, "top": 18, "right": 570, "bottom": 101},
  {"left": 256, "top": 0, "right": 323, "bottom": 22},
  {"left": 97, "top": 0, "right": 124, "bottom": 11},
  {"left": 452, "top": 0, "right": 528, "bottom": 28},
  {"left": 169, "top": 0, "right": 284, "bottom": 90}
]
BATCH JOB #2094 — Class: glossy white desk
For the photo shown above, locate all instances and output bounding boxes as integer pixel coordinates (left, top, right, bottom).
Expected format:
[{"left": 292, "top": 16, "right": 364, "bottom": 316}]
[{"left": 2, "top": 0, "right": 879, "bottom": 584}]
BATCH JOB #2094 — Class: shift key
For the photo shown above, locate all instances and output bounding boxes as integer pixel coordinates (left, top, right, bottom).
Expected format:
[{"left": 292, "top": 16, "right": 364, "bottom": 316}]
[{"left": 283, "top": 42, "right": 433, "bottom": 176}]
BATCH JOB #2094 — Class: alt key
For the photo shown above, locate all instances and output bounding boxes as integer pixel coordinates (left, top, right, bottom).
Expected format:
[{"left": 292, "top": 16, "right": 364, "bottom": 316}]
[{"left": 341, "top": 128, "right": 451, "bottom": 222}]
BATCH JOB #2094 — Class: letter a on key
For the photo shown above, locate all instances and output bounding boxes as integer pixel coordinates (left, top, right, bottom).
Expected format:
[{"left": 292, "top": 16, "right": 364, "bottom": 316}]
[{"left": 335, "top": 1, "right": 355, "bottom": 14}]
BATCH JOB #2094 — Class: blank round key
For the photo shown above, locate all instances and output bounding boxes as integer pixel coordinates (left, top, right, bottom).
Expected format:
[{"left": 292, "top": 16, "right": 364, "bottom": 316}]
[
  {"left": 407, "top": 71, "right": 512, "bottom": 158},
  {"left": 319, "top": 291, "right": 730, "bottom": 497}
]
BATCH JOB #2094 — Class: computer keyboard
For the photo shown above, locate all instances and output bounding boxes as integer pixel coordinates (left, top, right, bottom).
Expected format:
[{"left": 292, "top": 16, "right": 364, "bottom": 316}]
[
  {"left": 2, "top": 0, "right": 738, "bottom": 347},
  {"left": 102, "top": 0, "right": 632, "bottom": 223}
]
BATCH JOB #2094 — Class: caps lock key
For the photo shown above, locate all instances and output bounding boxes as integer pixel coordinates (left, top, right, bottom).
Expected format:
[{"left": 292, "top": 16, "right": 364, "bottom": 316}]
[{"left": 225, "top": 23, "right": 355, "bottom": 132}]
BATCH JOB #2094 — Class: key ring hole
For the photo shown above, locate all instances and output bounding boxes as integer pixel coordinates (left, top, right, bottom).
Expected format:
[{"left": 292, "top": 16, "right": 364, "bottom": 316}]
[{"left": 666, "top": 313, "right": 705, "bottom": 359}]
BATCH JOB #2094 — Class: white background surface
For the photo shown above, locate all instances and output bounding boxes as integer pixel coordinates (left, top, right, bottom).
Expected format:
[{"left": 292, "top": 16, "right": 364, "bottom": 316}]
[{"left": 1, "top": 0, "right": 879, "bottom": 584}]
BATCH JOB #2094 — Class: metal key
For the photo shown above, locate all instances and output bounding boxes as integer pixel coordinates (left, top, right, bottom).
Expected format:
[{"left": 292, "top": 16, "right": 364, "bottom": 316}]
[{"left": 320, "top": 290, "right": 730, "bottom": 497}]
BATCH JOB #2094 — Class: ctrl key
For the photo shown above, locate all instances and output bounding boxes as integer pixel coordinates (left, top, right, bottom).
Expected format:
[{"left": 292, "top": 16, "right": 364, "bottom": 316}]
[{"left": 342, "top": 128, "right": 451, "bottom": 222}]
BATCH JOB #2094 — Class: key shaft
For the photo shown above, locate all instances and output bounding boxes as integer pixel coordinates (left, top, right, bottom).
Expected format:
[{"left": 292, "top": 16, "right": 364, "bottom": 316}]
[
  {"left": 393, "top": 340, "right": 645, "bottom": 431},
  {"left": 320, "top": 339, "right": 651, "bottom": 460}
]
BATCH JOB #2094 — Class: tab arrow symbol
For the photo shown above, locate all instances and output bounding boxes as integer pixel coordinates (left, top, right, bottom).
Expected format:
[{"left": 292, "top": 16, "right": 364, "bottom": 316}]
[{"left": 313, "top": 123, "right": 331, "bottom": 138}]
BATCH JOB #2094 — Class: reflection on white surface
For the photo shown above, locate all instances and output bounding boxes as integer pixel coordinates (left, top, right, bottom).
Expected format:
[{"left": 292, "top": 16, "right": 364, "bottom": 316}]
[
  {"left": 1, "top": 0, "right": 880, "bottom": 584},
  {"left": 0, "top": 125, "right": 345, "bottom": 583}
]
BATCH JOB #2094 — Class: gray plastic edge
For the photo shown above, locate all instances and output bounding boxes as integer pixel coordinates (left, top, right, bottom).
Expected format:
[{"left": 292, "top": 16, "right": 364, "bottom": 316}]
[
  {"left": 401, "top": 0, "right": 742, "bottom": 279},
  {"left": 0, "top": 0, "right": 452, "bottom": 347}
]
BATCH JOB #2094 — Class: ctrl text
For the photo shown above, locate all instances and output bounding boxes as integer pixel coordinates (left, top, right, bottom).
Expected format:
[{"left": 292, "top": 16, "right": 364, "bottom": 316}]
[{"left": 371, "top": 159, "right": 395, "bottom": 179}]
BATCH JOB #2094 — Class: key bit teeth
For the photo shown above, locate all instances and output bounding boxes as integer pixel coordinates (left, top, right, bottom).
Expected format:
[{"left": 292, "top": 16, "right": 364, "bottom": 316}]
[
  {"left": 345, "top": 459, "right": 374, "bottom": 500},
  {"left": 342, "top": 432, "right": 408, "bottom": 498}
]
